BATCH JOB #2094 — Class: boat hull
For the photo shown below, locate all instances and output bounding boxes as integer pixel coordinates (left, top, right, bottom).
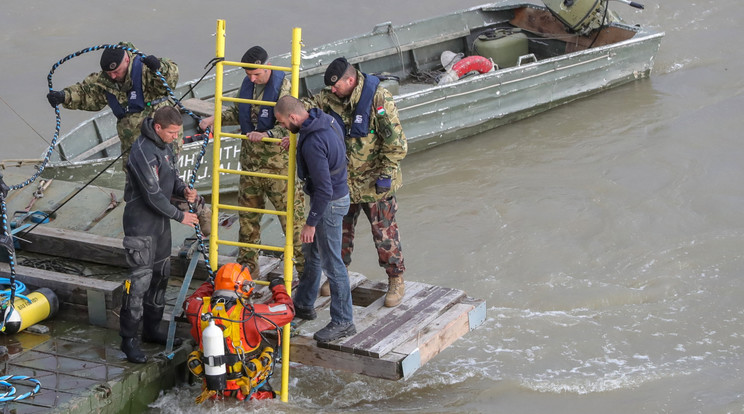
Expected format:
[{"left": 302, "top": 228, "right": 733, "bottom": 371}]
[{"left": 37, "top": 2, "right": 663, "bottom": 194}]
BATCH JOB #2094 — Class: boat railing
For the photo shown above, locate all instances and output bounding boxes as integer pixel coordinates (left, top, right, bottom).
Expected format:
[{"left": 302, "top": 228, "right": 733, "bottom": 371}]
[{"left": 207, "top": 20, "right": 301, "bottom": 403}]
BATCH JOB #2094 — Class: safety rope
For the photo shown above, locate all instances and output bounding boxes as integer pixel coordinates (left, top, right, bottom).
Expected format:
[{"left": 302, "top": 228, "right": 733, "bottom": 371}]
[
  {"left": 0, "top": 277, "right": 29, "bottom": 304},
  {"left": 0, "top": 375, "right": 42, "bottom": 402},
  {"left": 0, "top": 198, "right": 21, "bottom": 331}
]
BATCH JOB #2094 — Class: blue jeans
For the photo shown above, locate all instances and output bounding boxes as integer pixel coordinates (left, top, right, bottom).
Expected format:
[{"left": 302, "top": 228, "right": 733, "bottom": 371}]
[{"left": 295, "top": 194, "right": 353, "bottom": 324}]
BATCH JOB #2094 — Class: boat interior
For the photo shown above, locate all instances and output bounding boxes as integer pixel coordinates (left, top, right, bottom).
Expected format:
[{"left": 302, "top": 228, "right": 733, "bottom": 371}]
[{"left": 293, "top": 4, "right": 640, "bottom": 98}]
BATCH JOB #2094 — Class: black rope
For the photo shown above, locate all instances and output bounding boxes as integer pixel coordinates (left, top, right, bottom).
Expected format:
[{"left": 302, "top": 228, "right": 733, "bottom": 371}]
[
  {"left": 587, "top": 3, "right": 611, "bottom": 49},
  {"left": 18, "top": 151, "right": 124, "bottom": 237},
  {"left": 174, "top": 57, "right": 224, "bottom": 103}
]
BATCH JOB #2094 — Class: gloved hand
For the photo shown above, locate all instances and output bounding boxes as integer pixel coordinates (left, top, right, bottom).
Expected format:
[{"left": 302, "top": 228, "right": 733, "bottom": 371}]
[
  {"left": 269, "top": 277, "right": 285, "bottom": 290},
  {"left": 46, "top": 90, "right": 65, "bottom": 108},
  {"left": 0, "top": 172, "right": 9, "bottom": 199},
  {"left": 375, "top": 175, "right": 391, "bottom": 194},
  {"left": 142, "top": 55, "right": 161, "bottom": 72}
]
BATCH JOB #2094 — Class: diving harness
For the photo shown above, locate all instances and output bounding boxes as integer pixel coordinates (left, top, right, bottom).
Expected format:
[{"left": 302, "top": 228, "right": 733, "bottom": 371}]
[{"left": 187, "top": 295, "right": 280, "bottom": 403}]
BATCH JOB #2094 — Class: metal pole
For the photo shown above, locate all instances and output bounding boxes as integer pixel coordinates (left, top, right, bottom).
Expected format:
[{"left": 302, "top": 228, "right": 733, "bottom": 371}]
[
  {"left": 280, "top": 26, "right": 302, "bottom": 404},
  {"left": 210, "top": 20, "right": 226, "bottom": 271}
]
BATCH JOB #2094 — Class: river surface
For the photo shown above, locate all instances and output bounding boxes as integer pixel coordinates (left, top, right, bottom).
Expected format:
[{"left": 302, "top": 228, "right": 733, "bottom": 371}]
[{"left": 2, "top": 1, "right": 744, "bottom": 413}]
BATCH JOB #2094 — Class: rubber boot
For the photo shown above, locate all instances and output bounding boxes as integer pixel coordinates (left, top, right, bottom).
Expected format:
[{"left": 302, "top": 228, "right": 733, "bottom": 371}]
[
  {"left": 142, "top": 314, "right": 183, "bottom": 347},
  {"left": 384, "top": 276, "right": 405, "bottom": 308},
  {"left": 121, "top": 337, "right": 147, "bottom": 363}
]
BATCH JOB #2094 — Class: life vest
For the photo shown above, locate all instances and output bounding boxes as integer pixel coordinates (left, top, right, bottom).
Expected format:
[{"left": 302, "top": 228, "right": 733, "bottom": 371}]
[
  {"left": 238, "top": 70, "right": 285, "bottom": 134},
  {"left": 328, "top": 73, "right": 380, "bottom": 138},
  {"left": 105, "top": 55, "right": 168, "bottom": 120}
]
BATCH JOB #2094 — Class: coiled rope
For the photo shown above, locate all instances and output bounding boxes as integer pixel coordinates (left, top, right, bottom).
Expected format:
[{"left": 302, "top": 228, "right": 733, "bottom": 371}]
[{"left": 0, "top": 375, "right": 42, "bottom": 402}]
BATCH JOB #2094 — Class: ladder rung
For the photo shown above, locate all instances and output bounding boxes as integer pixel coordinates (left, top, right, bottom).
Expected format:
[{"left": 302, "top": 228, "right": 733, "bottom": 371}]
[
  {"left": 222, "top": 96, "right": 277, "bottom": 107},
  {"left": 217, "top": 167, "right": 288, "bottom": 181},
  {"left": 216, "top": 239, "right": 285, "bottom": 253},
  {"left": 216, "top": 203, "right": 288, "bottom": 216},
  {"left": 221, "top": 61, "right": 291, "bottom": 72},
  {"left": 219, "top": 131, "right": 282, "bottom": 144}
]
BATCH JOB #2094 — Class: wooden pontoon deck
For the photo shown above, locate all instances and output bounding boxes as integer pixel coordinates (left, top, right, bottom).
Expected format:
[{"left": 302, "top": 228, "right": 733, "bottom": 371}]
[{"left": 0, "top": 171, "right": 486, "bottom": 382}]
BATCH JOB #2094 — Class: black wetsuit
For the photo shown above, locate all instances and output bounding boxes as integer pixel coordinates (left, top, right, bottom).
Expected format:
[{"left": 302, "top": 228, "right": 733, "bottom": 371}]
[{"left": 120, "top": 118, "right": 186, "bottom": 339}]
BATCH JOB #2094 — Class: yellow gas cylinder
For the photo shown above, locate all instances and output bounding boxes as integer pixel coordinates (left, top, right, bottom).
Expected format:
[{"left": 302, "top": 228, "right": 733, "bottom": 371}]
[{"left": 2, "top": 288, "right": 59, "bottom": 334}]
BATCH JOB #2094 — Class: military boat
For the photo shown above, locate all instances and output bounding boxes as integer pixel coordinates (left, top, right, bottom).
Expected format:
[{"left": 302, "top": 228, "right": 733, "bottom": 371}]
[{"left": 15, "top": 0, "right": 662, "bottom": 194}]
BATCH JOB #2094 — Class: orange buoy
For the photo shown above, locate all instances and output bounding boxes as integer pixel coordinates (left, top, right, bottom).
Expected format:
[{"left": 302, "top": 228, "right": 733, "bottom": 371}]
[{"left": 451, "top": 55, "right": 494, "bottom": 78}]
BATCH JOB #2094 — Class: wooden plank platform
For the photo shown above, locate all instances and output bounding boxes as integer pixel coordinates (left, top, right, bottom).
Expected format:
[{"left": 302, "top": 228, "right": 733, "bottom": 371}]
[{"left": 287, "top": 272, "right": 486, "bottom": 380}]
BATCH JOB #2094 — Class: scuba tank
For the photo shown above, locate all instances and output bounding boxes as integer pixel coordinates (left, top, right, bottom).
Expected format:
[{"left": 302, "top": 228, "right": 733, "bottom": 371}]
[{"left": 201, "top": 314, "right": 226, "bottom": 391}]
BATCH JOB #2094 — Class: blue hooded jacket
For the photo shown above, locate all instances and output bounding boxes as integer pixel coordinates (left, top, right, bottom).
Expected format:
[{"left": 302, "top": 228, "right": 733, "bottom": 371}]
[{"left": 297, "top": 108, "right": 348, "bottom": 227}]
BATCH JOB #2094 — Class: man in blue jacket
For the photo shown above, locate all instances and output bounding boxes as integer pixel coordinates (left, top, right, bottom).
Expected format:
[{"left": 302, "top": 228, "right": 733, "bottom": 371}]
[{"left": 274, "top": 96, "right": 355, "bottom": 343}]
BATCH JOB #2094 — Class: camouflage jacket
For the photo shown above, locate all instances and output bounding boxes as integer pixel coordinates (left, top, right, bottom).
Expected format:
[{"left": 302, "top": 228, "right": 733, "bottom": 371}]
[
  {"left": 306, "top": 69, "right": 407, "bottom": 203},
  {"left": 61, "top": 43, "right": 179, "bottom": 151},
  {"left": 221, "top": 74, "right": 291, "bottom": 173}
]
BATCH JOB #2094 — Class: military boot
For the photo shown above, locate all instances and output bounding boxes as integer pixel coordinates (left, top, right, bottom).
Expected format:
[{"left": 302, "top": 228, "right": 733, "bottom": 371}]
[
  {"left": 319, "top": 280, "right": 331, "bottom": 297},
  {"left": 384, "top": 276, "right": 405, "bottom": 307},
  {"left": 121, "top": 337, "right": 147, "bottom": 364}
]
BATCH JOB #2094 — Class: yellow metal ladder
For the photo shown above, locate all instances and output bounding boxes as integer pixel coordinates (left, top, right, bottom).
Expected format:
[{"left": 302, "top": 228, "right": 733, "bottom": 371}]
[{"left": 209, "top": 20, "right": 302, "bottom": 402}]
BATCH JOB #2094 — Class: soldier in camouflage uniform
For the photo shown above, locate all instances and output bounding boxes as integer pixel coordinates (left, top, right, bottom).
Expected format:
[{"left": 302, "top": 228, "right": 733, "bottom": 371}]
[
  {"left": 46, "top": 42, "right": 179, "bottom": 170},
  {"left": 304, "top": 57, "right": 407, "bottom": 307},
  {"left": 199, "top": 46, "right": 305, "bottom": 278},
  {"left": 47, "top": 43, "right": 212, "bottom": 236}
]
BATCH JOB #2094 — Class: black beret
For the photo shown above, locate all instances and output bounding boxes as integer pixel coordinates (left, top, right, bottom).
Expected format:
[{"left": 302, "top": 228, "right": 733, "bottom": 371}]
[
  {"left": 241, "top": 46, "right": 268, "bottom": 65},
  {"left": 324, "top": 57, "right": 350, "bottom": 86},
  {"left": 100, "top": 48, "right": 125, "bottom": 71}
]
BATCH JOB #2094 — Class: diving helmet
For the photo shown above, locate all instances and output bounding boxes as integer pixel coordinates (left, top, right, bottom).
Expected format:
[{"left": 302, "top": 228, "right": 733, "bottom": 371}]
[{"left": 214, "top": 263, "right": 254, "bottom": 297}]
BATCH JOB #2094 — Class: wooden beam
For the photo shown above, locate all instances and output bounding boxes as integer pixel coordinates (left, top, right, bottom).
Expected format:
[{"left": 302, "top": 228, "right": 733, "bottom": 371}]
[
  {"left": 289, "top": 335, "right": 404, "bottom": 380},
  {"left": 393, "top": 302, "right": 475, "bottom": 378},
  {"left": 71, "top": 136, "right": 120, "bottom": 162},
  {"left": 181, "top": 99, "right": 215, "bottom": 116},
  {"left": 14, "top": 226, "right": 240, "bottom": 279},
  {"left": 16, "top": 226, "right": 127, "bottom": 267},
  {"left": 0, "top": 262, "right": 122, "bottom": 309}
]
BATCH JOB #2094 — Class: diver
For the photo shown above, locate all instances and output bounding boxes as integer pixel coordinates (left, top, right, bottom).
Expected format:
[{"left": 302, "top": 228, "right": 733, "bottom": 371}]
[{"left": 184, "top": 263, "right": 295, "bottom": 402}]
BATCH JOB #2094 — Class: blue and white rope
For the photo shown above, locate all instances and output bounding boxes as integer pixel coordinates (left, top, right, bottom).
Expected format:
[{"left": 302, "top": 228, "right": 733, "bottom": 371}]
[{"left": 0, "top": 375, "right": 42, "bottom": 402}]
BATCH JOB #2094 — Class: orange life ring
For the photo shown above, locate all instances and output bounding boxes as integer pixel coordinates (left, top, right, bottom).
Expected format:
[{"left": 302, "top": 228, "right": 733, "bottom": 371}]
[{"left": 450, "top": 55, "right": 493, "bottom": 78}]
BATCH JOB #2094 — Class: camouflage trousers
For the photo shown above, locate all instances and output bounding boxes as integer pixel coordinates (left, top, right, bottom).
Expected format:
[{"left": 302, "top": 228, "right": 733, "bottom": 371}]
[
  {"left": 237, "top": 174, "right": 306, "bottom": 277},
  {"left": 172, "top": 195, "right": 212, "bottom": 237},
  {"left": 342, "top": 195, "right": 405, "bottom": 278}
]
